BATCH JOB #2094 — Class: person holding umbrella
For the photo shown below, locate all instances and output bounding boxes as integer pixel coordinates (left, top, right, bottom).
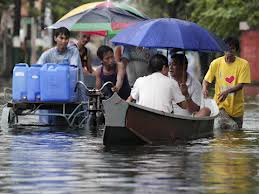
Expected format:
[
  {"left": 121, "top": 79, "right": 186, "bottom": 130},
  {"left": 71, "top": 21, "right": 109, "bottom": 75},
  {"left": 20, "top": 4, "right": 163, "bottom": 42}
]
[
  {"left": 169, "top": 53, "right": 211, "bottom": 117},
  {"left": 202, "top": 37, "right": 251, "bottom": 129}
]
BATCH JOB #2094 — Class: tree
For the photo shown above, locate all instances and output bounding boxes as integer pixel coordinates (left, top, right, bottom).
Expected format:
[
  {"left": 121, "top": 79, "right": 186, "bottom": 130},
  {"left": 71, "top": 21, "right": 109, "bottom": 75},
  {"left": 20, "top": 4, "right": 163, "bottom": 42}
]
[
  {"left": 188, "top": 0, "right": 259, "bottom": 38},
  {"left": 138, "top": 0, "right": 259, "bottom": 38},
  {"left": 13, "top": 0, "right": 21, "bottom": 36},
  {"left": 45, "top": 0, "right": 98, "bottom": 24}
]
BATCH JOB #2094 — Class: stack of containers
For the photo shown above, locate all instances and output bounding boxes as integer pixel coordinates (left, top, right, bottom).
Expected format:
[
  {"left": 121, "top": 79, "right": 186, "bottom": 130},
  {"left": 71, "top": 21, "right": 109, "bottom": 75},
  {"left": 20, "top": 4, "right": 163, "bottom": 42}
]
[{"left": 12, "top": 60, "right": 78, "bottom": 102}]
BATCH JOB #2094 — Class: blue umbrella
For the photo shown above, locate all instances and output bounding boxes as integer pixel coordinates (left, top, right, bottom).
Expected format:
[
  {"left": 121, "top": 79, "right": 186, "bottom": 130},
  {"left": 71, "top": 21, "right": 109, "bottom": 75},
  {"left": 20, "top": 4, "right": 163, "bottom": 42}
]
[{"left": 111, "top": 18, "right": 227, "bottom": 52}]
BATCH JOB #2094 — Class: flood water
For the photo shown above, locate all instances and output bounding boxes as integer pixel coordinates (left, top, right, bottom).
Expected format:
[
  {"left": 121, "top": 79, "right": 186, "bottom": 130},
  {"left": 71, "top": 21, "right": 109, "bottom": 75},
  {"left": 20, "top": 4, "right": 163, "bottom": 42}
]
[{"left": 0, "top": 78, "right": 259, "bottom": 194}]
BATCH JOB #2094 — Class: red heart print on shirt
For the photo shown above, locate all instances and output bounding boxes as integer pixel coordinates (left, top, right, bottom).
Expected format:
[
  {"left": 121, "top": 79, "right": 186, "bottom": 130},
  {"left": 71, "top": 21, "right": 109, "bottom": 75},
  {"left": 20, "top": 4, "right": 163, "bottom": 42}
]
[{"left": 225, "top": 76, "right": 235, "bottom": 83}]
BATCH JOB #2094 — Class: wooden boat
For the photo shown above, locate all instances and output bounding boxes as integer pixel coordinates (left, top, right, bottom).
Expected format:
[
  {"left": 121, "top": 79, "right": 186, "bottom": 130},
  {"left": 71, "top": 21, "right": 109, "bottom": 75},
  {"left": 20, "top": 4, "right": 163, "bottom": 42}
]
[{"left": 102, "top": 93, "right": 219, "bottom": 145}]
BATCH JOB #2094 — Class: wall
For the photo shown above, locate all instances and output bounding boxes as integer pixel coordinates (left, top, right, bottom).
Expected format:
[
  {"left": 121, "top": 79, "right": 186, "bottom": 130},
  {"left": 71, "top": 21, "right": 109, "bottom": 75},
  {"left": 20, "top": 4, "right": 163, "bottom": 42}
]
[{"left": 240, "top": 30, "right": 259, "bottom": 84}]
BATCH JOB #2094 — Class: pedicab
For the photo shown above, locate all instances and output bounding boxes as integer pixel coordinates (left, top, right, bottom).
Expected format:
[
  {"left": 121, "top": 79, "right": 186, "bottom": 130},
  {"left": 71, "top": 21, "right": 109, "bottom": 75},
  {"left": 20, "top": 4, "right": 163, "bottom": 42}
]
[{"left": 1, "top": 62, "right": 112, "bottom": 130}]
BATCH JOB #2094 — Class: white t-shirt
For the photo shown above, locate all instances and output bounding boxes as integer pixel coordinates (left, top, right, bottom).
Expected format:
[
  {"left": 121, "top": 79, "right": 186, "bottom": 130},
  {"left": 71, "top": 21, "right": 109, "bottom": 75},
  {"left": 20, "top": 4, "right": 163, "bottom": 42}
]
[
  {"left": 172, "top": 73, "right": 202, "bottom": 116},
  {"left": 131, "top": 72, "right": 185, "bottom": 113}
]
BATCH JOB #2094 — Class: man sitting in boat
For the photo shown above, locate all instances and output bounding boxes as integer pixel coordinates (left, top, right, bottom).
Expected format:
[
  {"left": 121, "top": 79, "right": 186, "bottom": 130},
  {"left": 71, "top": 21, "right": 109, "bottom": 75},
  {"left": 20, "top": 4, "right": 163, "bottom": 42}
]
[
  {"left": 95, "top": 45, "right": 131, "bottom": 100},
  {"left": 169, "top": 53, "right": 211, "bottom": 117},
  {"left": 126, "top": 54, "right": 186, "bottom": 113}
]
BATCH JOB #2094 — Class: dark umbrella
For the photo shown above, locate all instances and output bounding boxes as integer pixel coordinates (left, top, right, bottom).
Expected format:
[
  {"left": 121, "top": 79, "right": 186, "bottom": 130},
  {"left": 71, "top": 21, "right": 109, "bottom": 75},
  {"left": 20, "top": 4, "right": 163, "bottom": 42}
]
[{"left": 111, "top": 18, "right": 227, "bottom": 52}]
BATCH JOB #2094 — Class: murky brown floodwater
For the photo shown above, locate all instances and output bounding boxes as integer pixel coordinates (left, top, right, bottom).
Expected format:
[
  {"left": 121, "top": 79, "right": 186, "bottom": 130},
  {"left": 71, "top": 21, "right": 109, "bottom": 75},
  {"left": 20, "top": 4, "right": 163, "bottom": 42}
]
[{"left": 0, "top": 78, "right": 259, "bottom": 194}]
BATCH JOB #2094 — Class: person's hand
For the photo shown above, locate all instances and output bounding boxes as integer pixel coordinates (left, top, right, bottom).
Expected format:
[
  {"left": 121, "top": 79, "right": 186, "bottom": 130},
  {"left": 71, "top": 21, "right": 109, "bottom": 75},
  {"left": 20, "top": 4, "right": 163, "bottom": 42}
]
[
  {"left": 95, "top": 90, "right": 101, "bottom": 95},
  {"left": 180, "top": 83, "right": 189, "bottom": 97},
  {"left": 202, "top": 87, "right": 209, "bottom": 98},
  {"left": 82, "top": 67, "right": 89, "bottom": 75},
  {"left": 218, "top": 90, "right": 229, "bottom": 102},
  {"left": 111, "top": 86, "right": 119, "bottom": 92}
]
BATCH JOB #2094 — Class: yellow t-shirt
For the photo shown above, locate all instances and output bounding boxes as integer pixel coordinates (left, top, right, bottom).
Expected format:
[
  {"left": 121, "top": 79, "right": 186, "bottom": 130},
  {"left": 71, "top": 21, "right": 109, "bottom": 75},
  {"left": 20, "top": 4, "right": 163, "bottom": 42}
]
[{"left": 204, "top": 56, "right": 251, "bottom": 117}]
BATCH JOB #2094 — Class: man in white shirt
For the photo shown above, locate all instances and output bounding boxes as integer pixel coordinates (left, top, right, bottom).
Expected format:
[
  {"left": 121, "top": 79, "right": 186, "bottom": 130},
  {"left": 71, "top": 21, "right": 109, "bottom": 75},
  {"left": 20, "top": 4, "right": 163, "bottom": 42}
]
[
  {"left": 169, "top": 53, "right": 211, "bottom": 117},
  {"left": 126, "top": 54, "right": 185, "bottom": 113}
]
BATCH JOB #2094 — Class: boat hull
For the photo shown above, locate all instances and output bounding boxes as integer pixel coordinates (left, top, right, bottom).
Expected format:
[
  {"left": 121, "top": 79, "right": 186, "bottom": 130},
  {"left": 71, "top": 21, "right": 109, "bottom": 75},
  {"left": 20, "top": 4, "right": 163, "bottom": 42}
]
[{"left": 103, "top": 93, "right": 218, "bottom": 145}]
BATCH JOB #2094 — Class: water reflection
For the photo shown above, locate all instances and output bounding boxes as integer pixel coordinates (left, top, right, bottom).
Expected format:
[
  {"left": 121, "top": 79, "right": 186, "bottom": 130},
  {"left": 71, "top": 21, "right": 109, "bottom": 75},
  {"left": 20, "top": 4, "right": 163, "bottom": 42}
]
[
  {"left": 201, "top": 130, "right": 259, "bottom": 194},
  {"left": 1, "top": 129, "right": 80, "bottom": 193}
]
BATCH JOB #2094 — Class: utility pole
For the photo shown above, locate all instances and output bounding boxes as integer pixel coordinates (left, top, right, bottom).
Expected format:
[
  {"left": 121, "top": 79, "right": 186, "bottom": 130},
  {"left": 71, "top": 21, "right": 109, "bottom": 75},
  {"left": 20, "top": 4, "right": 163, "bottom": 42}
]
[
  {"left": 29, "top": 0, "right": 37, "bottom": 64},
  {"left": 14, "top": 0, "right": 21, "bottom": 36}
]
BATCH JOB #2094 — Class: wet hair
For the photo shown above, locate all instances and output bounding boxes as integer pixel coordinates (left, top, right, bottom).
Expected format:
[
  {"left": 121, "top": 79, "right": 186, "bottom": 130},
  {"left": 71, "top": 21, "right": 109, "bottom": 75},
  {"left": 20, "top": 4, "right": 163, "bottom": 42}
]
[
  {"left": 149, "top": 54, "right": 168, "bottom": 73},
  {"left": 97, "top": 45, "right": 114, "bottom": 60},
  {"left": 54, "top": 27, "right": 70, "bottom": 38},
  {"left": 224, "top": 37, "right": 239, "bottom": 51},
  {"left": 171, "top": 53, "right": 188, "bottom": 71}
]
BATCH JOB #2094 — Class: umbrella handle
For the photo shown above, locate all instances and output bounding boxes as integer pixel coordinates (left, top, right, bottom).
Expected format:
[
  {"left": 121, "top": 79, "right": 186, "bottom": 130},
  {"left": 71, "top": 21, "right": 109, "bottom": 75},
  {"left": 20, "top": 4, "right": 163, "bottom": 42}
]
[{"left": 182, "top": 51, "right": 186, "bottom": 83}]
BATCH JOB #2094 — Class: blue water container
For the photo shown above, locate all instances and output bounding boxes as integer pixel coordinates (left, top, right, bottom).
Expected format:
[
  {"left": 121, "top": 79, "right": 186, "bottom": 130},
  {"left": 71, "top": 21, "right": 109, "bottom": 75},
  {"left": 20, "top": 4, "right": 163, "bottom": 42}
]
[
  {"left": 12, "top": 63, "right": 29, "bottom": 101},
  {"left": 27, "top": 64, "right": 42, "bottom": 102},
  {"left": 40, "top": 63, "right": 78, "bottom": 102},
  {"left": 69, "top": 65, "right": 78, "bottom": 101},
  {"left": 63, "top": 58, "right": 78, "bottom": 101}
]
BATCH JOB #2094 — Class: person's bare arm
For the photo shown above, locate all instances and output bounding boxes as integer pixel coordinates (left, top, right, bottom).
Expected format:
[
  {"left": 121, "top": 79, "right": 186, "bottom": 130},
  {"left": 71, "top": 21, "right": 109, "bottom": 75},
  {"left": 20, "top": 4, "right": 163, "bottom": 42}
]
[
  {"left": 86, "top": 52, "right": 93, "bottom": 73},
  {"left": 202, "top": 80, "right": 210, "bottom": 98},
  {"left": 176, "top": 99, "right": 200, "bottom": 113},
  {"left": 95, "top": 67, "right": 102, "bottom": 89},
  {"left": 112, "top": 61, "right": 126, "bottom": 92},
  {"left": 121, "top": 57, "right": 129, "bottom": 66},
  {"left": 114, "top": 46, "right": 122, "bottom": 62},
  {"left": 218, "top": 83, "right": 245, "bottom": 102},
  {"left": 126, "top": 95, "right": 134, "bottom": 103},
  {"left": 180, "top": 83, "right": 200, "bottom": 113}
]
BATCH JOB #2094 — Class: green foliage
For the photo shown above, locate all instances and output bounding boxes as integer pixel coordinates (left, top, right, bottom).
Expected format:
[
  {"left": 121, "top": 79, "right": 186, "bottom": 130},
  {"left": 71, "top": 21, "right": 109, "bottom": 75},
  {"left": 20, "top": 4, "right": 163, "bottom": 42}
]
[
  {"left": 45, "top": 0, "right": 103, "bottom": 23},
  {"left": 142, "top": 0, "right": 259, "bottom": 38},
  {"left": 4, "top": 0, "right": 256, "bottom": 40},
  {"left": 187, "top": 0, "right": 259, "bottom": 38},
  {"left": 0, "top": 0, "right": 12, "bottom": 18}
]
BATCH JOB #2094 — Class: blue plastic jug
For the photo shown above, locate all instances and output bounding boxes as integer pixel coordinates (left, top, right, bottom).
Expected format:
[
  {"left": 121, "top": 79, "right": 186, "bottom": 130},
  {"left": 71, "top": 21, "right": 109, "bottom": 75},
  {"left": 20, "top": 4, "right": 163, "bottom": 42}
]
[
  {"left": 40, "top": 62, "right": 78, "bottom": 102},
  {"left": 12, "top": 63, "right": 29, "bottom": 101},
  {"left": 27, "top": 64, "right": 42, "bottom": 101},
  {"left": 69, "top": 65, "right": 78, "bottom": 101}
]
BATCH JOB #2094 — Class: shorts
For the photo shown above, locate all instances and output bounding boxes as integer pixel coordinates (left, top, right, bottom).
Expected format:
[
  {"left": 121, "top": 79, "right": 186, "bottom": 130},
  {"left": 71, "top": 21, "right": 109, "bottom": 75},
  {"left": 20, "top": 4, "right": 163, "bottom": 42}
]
[{"left": 215, "top": 109, "right": 243, "bottom": 129}]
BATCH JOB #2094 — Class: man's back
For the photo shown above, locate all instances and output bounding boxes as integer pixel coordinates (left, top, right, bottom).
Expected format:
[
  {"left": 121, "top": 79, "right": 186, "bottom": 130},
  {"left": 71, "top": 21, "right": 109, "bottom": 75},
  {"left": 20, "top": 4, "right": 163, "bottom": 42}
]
[{"left": 131, "top": 72, "right": 184, "bottom": 113}]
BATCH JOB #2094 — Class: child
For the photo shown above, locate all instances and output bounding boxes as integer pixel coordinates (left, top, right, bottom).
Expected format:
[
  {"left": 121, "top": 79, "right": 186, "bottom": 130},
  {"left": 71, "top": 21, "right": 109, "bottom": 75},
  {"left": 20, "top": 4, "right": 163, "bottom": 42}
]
[{"left": 95, "top": 45, "right": 131, "bottom": 100}]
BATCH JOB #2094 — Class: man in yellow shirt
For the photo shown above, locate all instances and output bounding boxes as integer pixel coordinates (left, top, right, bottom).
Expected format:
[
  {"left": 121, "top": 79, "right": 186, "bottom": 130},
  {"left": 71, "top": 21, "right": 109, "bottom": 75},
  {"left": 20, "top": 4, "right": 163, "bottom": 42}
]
[{"left": 202, "top": 37, "right": 251, "bottom": 129}]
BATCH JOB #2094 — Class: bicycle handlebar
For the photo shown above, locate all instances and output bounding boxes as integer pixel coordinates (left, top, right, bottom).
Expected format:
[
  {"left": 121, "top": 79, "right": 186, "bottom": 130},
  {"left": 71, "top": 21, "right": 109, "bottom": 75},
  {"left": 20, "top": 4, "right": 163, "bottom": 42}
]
[{"left": 74, "top": 81, "right": 114, "bottom": 93}]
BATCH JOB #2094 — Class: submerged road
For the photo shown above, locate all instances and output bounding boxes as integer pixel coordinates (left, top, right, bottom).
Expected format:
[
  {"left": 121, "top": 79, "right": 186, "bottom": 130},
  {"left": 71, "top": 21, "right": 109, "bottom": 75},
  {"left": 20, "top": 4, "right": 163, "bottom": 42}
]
[{"left": 0, "top": 78, "right": 259, "bottom": 194}]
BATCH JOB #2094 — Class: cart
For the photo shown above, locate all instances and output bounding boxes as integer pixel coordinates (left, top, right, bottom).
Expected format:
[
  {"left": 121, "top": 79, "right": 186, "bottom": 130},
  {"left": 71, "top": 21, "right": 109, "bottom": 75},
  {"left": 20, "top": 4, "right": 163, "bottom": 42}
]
[{"left": 1, "top": 81, "right": 113, "bottom": 129}]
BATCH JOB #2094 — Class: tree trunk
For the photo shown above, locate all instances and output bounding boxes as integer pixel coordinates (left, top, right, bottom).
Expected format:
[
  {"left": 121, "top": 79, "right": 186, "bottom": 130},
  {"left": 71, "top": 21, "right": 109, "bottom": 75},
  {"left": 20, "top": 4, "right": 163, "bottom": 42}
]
[
  {"left": 13, "top": 0, "right": 21, "bottom": 36},
  {"left": 30, "top": 17, "right": 37, "bottom": 64}
]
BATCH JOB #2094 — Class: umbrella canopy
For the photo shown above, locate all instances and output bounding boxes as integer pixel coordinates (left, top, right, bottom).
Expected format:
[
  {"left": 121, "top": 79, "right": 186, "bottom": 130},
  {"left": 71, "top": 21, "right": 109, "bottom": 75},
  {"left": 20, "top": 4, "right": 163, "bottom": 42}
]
[
  {"left": 111, "top": 18, "right": 227, "bottom": 52},
  {"left": 48, "top": 1, "right": 149, "bottom": 37}
]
